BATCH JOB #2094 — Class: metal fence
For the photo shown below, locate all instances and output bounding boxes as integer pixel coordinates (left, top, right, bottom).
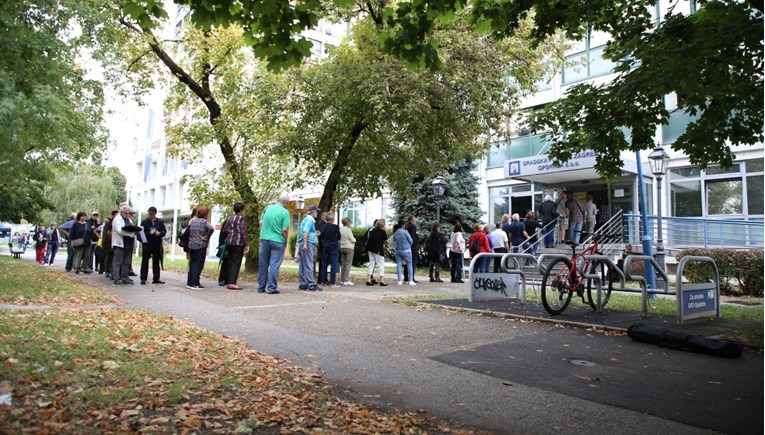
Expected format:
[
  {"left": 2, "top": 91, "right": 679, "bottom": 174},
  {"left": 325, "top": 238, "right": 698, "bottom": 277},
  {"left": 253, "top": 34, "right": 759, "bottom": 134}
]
[{"left": 625, "top": 214, "right": 764, "bottom": 249}]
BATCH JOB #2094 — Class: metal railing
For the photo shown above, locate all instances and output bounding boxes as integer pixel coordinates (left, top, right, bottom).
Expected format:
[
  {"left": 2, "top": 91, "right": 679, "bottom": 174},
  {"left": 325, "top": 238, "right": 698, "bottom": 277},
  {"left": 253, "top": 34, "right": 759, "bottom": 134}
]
[
  {"left": 516, "top": 210, "right": 626, "bottom": 258},
  {"left": 625, "top": 214, "right": 764, "bottom": 249}
]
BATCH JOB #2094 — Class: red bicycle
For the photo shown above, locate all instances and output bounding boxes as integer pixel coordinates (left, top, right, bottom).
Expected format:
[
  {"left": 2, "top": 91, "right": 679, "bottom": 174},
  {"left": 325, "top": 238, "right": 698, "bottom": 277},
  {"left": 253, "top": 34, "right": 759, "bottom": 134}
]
[{"left": 541, "top": 234, "right": 615, "bottom": 315}]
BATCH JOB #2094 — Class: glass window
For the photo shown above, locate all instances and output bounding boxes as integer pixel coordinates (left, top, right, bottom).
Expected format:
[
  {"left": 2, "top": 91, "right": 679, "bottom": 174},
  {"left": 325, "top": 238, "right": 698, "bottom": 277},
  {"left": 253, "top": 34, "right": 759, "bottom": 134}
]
[
  {"left": 342, "top": 201, "right": 363, "bottom": 227},
  {"left": 562, "top": 52, "right": 588, "bottom": 84},
  {"left": 747, "top": 175, "right": 763, "bottom": 215},
  {"left": 512, "top": 185, "right": 531, "bottom": 193},
  {"left": 588, "top": 46, "right": 617, "bottom": 77},
  {"left": 706, "top": 179, "right": 743, "bottom": 215},
  {"left": 671, "top": 181, "right": 702, "bottom": 217},
  {"left": 746, "top": 160, "right": 764, "bottom": 173},
  {"left": 491, "top": 197, "right": 509, "bottom": 224},
  {"left": 670, "top": 167, "right": 701, "bottom": 178},
  {"left": 705, "top": 164, "right": 740, "bottom": 176},
  {"left": 486, "top": 142, "right": 509, "bottom": 168},
  {"left": 490, "top": 187, "right": 509, "bottom": 197}
]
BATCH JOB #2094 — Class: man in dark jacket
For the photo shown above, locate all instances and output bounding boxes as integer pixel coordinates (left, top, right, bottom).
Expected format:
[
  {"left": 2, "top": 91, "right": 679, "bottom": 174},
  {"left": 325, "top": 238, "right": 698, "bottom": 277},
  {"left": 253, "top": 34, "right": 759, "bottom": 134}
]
[
  {"left": 538, "top": 195, "right": 558, "bottom": 248},
  {"left": 318, "top": 213, "right": 341, "bottom": 286},
  {"left": 139, "top": 206, "right": 167, "bottom": 285}
]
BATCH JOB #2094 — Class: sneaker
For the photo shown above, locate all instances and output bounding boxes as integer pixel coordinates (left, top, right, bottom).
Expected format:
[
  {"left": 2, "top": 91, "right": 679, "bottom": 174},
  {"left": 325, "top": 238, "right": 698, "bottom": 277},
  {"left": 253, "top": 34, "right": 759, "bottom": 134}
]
[
  {"left": 186, "top": 285, "right": 198, "bottom": 290},
  {"left": 409, "top": 281, "right": 416, "bottom": 286},
  {"left": 113, "top": 280, "right": 123, "bottom": 286},
  {"left": 197, "top": 284, "right": 205, "bottom": 289},
  {"left": 140, "top": 280, "right": 146, "bottom": 285},
  {"left": 267, "top": 290, "right": 281, "bottom": 294},
  {"left": 398, "top": 281, "right": 403, "bottom": 286},
  {"left": 379, "top": 282, "right": 388, "bottom": 287},
  {"left": 308, "top": 286, "right": 323, "bottom": 292},
  {"left": 122, "top": 279, "right": 134, "bottom": 285},
  {"left": 331, "top": 284, "right": 340, "bottom": 288},
  {"left": 218, "top": 281, "right": 226, "bottom": 287},
  {"left": 345, "top": 281, "right": 354, "bottom": 286},
  {"left": 152, "top": 280, "right": 165, "bottom": 284},
  {"left": 298, "top": 285, "right": 308, "bottom": 291},
  {"left": 436, "top": 279, "right": 444, "bottom": 283}
]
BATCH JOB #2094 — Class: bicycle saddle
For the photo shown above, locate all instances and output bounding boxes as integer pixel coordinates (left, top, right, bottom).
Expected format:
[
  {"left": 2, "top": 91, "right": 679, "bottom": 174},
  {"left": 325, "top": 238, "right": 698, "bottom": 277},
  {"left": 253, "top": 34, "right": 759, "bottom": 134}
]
[{"left": 563, "top": 240, "right": 579, "bottom": 247}]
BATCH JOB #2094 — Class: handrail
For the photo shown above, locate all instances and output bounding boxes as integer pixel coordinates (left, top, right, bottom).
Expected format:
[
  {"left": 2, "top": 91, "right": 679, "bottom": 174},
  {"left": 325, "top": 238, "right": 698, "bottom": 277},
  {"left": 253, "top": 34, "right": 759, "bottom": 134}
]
[
  {"left": 624, "top": 214, "right": 763, "bottom": 249},
  {"left": 576, "top": 209, "right": 625, "bottom": 257}
]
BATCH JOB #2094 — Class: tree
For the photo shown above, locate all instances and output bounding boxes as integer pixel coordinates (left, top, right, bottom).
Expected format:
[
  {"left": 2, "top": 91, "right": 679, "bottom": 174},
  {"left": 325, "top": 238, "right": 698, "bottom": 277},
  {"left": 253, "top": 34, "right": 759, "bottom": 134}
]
[
  {"left": 101, "top": 11, "right": 294, "bottom": 270},
  {"left": 0, "top": 0, "right": 106, "bottom": 223},
  {"left": 37, "top": 166, "right": 122, "bottom": 226},
  {"left": 126, "top": 0, "right": 763, "bottom": 178},
  {"left": 528, "top": 0, "right": 763, "bottom": 179},
  {"left": 278, "top": 15, "right": 558, "bottom": 212},
  {"left": 392, "top": 157, "right": 482, "bottom": 242}
]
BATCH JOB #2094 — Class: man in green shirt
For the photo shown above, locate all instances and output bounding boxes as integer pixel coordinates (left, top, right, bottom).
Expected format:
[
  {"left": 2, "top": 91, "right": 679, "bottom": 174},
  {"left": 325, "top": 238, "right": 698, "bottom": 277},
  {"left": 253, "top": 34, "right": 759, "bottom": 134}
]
[{"left": 258, "top": 195, "right": 291, "bottom": 294}]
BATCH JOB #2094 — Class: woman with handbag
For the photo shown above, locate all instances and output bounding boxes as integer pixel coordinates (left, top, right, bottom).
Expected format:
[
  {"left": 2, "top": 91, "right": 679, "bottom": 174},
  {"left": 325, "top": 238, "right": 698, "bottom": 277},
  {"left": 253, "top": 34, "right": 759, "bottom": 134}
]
[{"left": 69, "top": 212, "right": 92, "bottom": 274}]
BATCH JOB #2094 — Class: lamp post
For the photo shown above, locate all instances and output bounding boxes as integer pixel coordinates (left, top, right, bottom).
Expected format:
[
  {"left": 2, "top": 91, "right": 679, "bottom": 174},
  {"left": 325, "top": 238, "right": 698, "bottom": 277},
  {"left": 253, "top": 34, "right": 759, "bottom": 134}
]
[
  {"left": 295, "top": 196, "right": 305, "bottom": 230},
  {"left": 648, "top": 146, "right": 670, "bottom": 289},
  {"left": 432, "top": 176, "right": 447, "bottom": 224}
]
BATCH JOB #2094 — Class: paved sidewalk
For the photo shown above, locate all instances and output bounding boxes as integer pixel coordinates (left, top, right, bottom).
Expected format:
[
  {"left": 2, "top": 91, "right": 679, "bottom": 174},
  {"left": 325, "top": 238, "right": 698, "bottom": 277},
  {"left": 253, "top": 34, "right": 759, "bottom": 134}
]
[{"left": 5, "top": 249, "right": 763, "bottom": 434}]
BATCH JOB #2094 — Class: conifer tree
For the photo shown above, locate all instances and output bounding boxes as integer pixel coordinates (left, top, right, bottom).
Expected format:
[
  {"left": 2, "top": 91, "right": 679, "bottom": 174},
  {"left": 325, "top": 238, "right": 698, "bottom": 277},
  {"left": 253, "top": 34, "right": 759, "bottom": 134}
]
[{"left": 393, "top": 157, "right": 482, "bottom": 243}]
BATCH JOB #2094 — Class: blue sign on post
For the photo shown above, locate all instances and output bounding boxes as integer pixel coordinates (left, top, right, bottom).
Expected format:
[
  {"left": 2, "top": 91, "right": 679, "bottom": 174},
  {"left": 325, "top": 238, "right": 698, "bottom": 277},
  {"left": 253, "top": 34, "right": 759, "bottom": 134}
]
[{"left": 679, "top": 284, "right": 718, "bottom": 320}]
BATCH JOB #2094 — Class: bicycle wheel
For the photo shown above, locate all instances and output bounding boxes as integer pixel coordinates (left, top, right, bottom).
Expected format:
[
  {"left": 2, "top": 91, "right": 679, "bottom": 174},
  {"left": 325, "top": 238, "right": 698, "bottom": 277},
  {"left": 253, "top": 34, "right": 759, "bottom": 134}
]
[
  {"left": 541, "top": 258, "right": 574, "bottom": 315},
  {"left": 586, "top": 260, "right": 614, "bottom": 309}
]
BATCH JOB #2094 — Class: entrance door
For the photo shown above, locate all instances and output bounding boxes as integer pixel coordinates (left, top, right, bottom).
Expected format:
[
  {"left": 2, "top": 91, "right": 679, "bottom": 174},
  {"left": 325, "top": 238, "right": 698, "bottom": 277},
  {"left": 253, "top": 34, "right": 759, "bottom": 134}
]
[{"left": 510, "top": 195, "right": 532, "bottom": 218}]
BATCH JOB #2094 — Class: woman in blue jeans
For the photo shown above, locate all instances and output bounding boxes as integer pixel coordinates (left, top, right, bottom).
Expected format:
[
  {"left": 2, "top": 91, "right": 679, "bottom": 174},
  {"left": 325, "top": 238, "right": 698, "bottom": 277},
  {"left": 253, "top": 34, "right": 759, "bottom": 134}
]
[
  {"left": 186, "top": 206, "right": 214, "bottom": 289},
  {"left": 393, "top": 220, "right": 415, "bottom": 285}
]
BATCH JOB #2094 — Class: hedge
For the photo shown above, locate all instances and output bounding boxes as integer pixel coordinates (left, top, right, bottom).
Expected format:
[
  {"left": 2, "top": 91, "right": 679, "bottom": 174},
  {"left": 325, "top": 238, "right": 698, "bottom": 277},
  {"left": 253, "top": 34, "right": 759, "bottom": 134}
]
[{"left": 676, "top": 248, "right": 764, "bottom": 296}]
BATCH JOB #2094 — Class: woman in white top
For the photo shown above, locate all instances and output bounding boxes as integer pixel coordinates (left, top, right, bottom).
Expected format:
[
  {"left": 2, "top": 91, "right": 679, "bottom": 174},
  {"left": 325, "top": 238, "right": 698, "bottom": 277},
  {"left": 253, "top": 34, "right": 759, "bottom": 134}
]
[{"left": 449, "top": 223, "right": 466, "bottom": 283}]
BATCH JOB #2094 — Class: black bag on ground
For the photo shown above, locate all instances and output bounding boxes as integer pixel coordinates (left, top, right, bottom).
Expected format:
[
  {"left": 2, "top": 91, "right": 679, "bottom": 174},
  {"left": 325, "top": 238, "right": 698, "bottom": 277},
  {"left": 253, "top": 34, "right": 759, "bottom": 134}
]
[{"left": 627, "top": 324, "right": 743, "bottom": 359}]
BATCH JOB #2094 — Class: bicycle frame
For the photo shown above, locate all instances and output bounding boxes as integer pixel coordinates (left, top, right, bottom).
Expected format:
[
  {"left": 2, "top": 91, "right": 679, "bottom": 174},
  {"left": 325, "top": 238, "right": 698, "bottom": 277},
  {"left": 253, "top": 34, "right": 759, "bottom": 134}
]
[{"left": 553, "top": 239, "right": 601, "bottom": 293}]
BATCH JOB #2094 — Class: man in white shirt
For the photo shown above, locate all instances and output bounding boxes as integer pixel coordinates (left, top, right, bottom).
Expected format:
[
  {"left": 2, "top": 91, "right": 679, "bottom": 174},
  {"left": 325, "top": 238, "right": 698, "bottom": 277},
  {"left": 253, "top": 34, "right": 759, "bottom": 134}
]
[{"left": 488, "top": 223, "right": 509, "bottom": 272}]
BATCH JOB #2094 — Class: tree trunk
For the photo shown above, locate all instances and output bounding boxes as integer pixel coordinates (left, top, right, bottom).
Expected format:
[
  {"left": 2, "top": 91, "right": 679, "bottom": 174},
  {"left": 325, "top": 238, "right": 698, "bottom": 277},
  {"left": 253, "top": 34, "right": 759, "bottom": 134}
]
[
  {"left": 128, "top": 21, "right": 262, "bottom": 268},
  {"left": 318, "top": 121, "right": 367, "bottom": 212}
]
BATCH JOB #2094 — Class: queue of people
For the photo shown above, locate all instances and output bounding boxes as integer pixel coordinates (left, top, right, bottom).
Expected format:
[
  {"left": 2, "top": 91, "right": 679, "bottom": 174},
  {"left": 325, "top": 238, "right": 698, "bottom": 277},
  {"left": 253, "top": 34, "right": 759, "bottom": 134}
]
[{"left": 17, "top": 194, "right": 606, "bottom": 292}]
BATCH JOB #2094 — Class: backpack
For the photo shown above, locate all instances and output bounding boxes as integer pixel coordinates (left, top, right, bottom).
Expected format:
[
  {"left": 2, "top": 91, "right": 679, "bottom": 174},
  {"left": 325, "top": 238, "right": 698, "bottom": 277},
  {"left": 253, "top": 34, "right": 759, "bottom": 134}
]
[
  {"left": 469, "top": 236, "right": 480, "bottom": 253},
  {"left": 178, "top": 225, "right": 190, "bottom": 248},
  {"left": 362, "top": 228, "right": 371, "bottom": 251}
]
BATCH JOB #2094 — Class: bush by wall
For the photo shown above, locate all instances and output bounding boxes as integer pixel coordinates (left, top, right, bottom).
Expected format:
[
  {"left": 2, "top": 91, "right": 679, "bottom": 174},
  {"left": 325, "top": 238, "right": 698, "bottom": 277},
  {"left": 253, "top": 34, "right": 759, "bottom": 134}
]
[{"left": 676, "top": 248, "right": 764, "bottom": 296}]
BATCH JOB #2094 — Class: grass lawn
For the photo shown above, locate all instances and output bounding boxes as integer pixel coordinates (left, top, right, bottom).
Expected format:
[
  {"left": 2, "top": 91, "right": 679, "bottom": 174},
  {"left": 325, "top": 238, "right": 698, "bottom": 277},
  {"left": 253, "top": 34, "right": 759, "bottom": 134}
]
[
  {"left": 0, "top": 258, "right": 477, "bottom": 434},
  {"left": 0, "top": 257, "right": 120, "bottom": 306}
]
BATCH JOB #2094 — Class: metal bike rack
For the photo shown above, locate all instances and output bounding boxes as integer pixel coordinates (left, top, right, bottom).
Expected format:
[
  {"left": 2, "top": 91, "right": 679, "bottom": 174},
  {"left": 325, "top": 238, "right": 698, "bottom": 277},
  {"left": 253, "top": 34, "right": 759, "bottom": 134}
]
[
  {"left": 623, "top": 255, "right": 671, "bottom": 318},
  {"left": 675, "top": 256, "right": 720, "bottom": 324},
  {"left": 467, "top": 252, "right": 534, "bottom": 303},
  {"left": 581, "top": 255, "right": 626, "bottom": 312}
]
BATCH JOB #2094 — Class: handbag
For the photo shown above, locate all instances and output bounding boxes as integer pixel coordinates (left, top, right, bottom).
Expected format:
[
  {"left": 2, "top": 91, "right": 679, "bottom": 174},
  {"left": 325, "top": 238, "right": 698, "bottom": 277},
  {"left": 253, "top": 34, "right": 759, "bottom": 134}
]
[{"left": 71, "top": 239, "right": 85, "bottom": 248}]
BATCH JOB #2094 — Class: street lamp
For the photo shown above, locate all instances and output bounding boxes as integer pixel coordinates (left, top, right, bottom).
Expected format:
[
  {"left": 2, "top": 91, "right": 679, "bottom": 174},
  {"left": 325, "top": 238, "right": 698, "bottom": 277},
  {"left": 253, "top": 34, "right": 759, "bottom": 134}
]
[
  {"left": 295, "top": 196, "right": 305, "bottom": 229},
  {"left": 431, "top": 176, "right": 447, "bottom": 223},
  {"left": 648, "top": 146, "right": 670, "bottom": 289}
]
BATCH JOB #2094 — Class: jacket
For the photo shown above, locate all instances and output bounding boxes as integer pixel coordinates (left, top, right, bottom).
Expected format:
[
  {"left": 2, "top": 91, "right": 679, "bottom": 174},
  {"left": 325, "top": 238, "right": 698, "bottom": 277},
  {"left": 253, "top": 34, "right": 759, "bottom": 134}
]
[
  {"left": 393, "top": 227, "right": 413, "bottom": 253},
  {"left": 111, "top": 214, "right": 136, "bottom": 249},
  {"left": 467, "top": 231, "right": 491, "bottom": 257}
]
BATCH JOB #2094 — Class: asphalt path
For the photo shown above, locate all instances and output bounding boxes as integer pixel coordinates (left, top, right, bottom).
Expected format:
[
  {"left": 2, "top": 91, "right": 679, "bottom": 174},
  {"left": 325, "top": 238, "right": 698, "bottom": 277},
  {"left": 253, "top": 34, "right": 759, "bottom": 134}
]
[{"left": 6, "top": 251, "right": 764, "bottom": 434}]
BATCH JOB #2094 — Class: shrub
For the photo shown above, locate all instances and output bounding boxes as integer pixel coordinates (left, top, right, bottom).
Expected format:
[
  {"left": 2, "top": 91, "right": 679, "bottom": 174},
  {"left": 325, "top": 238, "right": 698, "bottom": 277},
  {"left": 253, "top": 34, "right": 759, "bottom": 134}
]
[{"left": 676, "top": 248, "right": 764, "bottom": 296}]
